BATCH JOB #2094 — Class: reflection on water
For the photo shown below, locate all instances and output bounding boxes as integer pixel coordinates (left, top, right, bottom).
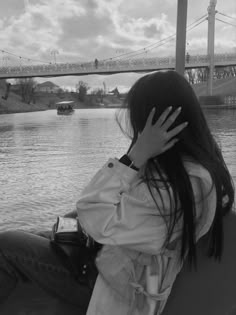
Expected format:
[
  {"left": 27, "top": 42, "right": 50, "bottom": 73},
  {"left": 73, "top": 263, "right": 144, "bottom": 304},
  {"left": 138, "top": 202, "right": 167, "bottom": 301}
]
[
  {"left": 0, "top": 108, "right": 236, "bottom": 231},
  {"left": 203, "top": 109, "right": 236, "bottom": 186}
]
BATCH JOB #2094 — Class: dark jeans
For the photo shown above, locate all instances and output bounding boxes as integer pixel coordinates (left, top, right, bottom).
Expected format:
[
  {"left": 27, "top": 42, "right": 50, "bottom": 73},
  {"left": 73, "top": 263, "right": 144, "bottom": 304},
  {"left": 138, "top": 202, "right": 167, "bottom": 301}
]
[{"left": 0, "top": 230, "right": 95, "bottom": 314}]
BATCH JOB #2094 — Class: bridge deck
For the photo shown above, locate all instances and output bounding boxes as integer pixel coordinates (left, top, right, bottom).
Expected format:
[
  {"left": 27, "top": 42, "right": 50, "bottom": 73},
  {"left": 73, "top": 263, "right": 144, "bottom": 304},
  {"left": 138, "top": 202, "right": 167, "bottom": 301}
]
[{"left": 0, "top": 53, "right": 236, "bottom": 79}]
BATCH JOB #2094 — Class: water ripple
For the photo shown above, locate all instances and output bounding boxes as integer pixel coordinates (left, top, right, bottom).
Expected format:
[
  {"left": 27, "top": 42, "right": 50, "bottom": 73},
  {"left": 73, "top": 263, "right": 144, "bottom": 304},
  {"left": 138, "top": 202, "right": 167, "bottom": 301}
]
[{"left": 0, "top": 108, "right": 235, "bottom": 231}]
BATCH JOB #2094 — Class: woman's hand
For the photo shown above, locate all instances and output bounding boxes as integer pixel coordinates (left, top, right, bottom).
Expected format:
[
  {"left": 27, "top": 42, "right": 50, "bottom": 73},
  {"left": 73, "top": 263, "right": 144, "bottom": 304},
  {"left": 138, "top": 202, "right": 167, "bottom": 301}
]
[{"left": 128, "top": 106, "right": 188, "bottom": 168}]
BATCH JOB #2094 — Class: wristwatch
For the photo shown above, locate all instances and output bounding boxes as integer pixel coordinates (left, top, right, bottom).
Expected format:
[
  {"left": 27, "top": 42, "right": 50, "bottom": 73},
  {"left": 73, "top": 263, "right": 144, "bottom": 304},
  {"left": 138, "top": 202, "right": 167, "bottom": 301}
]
[{"left": 119, "top": 154, "right": 139, "bottom": 171}]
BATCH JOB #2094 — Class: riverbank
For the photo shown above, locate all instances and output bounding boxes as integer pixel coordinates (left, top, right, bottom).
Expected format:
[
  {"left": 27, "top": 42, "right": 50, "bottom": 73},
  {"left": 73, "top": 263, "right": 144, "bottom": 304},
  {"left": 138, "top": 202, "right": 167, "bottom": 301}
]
[
  {"left": 0, "top": 100, "right": 118, "bottom": 115},
  {"left": 0, "top": 98, "right": 48, "bottom": 115},
  {"left": 1, "top": 101, "right": 235, "bottom": 115},
  {"left": 0, "top": 92, "right": 123, "bottom": 115},
  {"left": 1, "top": 81, "right": 236, "bottom": 114},
  {"left": 0, "top": 82, "right": 46, "bottom": 114}
]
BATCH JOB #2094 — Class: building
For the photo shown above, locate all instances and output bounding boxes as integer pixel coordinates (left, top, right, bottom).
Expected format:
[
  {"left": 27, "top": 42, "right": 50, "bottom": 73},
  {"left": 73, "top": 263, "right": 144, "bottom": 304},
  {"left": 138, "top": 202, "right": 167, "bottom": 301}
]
[{"left": 35, "top": 81, "right": 61, "bottom": 93}]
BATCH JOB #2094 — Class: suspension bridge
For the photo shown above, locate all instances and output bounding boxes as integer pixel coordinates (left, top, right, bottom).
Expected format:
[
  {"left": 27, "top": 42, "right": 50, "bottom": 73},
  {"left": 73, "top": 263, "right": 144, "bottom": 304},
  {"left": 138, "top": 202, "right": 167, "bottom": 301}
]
[
  {"left": 0, "top": 0, "right": 235, "bottom": 95},
  {"left": 0, "top": 53, "right": 236, "bottom": 79}
]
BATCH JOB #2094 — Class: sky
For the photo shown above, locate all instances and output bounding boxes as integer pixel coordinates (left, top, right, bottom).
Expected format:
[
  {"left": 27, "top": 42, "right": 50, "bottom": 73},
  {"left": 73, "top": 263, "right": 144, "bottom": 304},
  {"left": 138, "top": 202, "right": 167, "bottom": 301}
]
[{"left": 0, "top": 0, "right": 236, "bottom": 92}]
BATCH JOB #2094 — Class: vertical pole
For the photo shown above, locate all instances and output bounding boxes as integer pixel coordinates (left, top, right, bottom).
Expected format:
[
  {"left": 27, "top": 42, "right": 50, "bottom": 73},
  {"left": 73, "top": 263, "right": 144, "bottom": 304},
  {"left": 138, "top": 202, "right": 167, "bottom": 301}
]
[
  {"left": 207, "top": 0, "right": 217, "bottom": 95},
  {"left": 175, "top": 0, "right": 188, "bottom": 76}
]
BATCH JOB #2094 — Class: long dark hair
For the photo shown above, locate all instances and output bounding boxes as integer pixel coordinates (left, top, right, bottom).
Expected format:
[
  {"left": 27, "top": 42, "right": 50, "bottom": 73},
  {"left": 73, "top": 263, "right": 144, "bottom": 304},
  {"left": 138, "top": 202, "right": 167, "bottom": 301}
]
[{"left": 116, "top": 70, "right": 235, "bottom": 267}]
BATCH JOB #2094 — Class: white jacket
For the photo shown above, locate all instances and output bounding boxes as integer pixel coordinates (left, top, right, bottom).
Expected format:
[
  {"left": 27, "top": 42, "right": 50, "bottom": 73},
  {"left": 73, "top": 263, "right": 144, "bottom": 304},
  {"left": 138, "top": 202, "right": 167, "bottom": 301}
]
[{"left": 76, "top": 158, "right": 216, "bottom": 315}]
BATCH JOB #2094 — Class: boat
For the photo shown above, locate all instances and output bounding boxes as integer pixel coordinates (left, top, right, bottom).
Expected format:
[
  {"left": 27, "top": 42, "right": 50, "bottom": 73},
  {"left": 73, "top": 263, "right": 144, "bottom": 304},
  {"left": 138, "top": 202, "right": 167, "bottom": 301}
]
[{"left": 56, "top": 101, "right": 75, "bottom": 115}]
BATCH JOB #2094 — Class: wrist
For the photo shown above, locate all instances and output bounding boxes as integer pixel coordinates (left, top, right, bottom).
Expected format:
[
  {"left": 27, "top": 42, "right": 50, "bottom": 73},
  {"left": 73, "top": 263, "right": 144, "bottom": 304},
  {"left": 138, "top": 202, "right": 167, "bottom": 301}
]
[
  {"left": 119, "top": 154, "right": 140, "bottom": 171},
  {"left": 128, "top": 149, "right": 147, "bottom": 168}
]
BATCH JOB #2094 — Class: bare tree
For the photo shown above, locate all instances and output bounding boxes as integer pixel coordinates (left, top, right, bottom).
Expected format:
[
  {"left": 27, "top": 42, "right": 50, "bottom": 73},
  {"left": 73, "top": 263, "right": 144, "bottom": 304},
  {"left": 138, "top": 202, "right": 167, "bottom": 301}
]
[
  {"left": 91, "top": 88, "right": 104, "bottom": 103},
  {"left": 76, "top": 81, "right": 90, "bottom": 102},
  {"left": 2, "top": 82, "right": 11, "bottom": 100},
  {"left": 185, "top": 69, "right": 195, "bottom": 84},
  {"left": 15, "top": 78, "right": 37, "bottom": 104}
]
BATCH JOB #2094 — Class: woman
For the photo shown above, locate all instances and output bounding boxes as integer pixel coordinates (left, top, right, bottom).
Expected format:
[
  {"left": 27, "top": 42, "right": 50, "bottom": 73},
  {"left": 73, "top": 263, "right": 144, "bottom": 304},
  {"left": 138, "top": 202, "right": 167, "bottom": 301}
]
[
  {"left": 0, "top": 70, "right": 234, "bottom": 315},
  {"left": 76, "top": 70, "right": 234, "bottom": 314}
]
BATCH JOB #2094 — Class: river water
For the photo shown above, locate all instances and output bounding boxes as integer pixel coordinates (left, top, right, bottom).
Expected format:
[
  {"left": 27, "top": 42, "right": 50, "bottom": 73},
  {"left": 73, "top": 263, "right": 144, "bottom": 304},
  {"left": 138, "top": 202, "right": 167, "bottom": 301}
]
[{"left": 0, "top": 108, "right": 236, "bottom": 232}]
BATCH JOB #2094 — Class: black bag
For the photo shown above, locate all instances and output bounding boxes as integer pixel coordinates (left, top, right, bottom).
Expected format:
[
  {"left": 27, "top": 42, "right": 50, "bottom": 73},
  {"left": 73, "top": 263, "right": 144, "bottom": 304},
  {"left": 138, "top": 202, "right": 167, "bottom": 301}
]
[{"left": 50, "top": 216, "right": 102, "bottom": 287}]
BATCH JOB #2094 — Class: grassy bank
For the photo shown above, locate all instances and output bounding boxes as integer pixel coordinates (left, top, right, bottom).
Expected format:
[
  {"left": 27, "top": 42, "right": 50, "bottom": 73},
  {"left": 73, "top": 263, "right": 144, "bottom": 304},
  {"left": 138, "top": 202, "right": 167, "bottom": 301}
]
[
  {"left": 0, "top": 81, "right": 46, "bottom": 115},
  {"left": 1, "top": 76, "right": 235, "bottom": 115},
  {"left": 0, "top": 79, "right": 123, "bottom": 114}
]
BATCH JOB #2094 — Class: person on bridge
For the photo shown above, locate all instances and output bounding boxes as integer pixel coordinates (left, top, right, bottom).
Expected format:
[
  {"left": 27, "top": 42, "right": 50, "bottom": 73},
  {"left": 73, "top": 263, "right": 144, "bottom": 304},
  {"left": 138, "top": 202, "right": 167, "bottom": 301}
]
[
  {"left": 186, "top": 52, "right": 190, "bottom": 63},
  {"left": 0, "top": 71, "right": 234, "bottom": 315}
]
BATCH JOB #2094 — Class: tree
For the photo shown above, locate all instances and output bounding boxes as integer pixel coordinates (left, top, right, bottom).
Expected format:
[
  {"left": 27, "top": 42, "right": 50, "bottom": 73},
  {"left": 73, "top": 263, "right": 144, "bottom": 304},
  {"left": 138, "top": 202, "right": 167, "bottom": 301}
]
[
  {"left": 15, "top": 78, "right": 37, "bottom": 104},
  {"left": 76, "top": 81, "right": 90, "bottom": 102},
  {"left": 185, "top": 69, "right": 195, "bottom": 84},
  {"left": 96, "top": 88, "right": 105, "bottom": 103},
  {"left": 194, "top": 68, "right": 208, "bottom": 83},
  {"left": 91, "top": 88, "right": 104, "bottom": 103},
  {"left": 2, "top": 82, "right": 11, "bottom": 100}
]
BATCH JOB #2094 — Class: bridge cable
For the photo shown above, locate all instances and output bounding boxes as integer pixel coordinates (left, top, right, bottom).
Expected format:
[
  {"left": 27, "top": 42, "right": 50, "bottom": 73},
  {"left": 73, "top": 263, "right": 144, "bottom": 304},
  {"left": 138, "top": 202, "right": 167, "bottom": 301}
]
[
  {"left": 217, "top": 12, "right": 236, "bottom": 22},
  {"left": 0, "top": 14, "right": 209, "bottom": 66},
  {"left": 101, "top": 14, "right": 208, "bottom": 62},
  {"left": 116, "top": 17, "right": 207, "bottom": 61},
  {"left": 215, "top": 18, "right": 236, "bottom": 28},
  {"left": 0, "top": 49, "right": 52, "bottom": 65},
  {"left": 111, "top": 16, "right": 207, "bottom": 60},
  {"left": 107, "top": 19, "right": 206, "bottom": 62},
  {"left": 134, "top": 18, "right": 207, "bottom": 57},
  {"left": 102, "top": 14, "right": 207, "bottom": 61}
]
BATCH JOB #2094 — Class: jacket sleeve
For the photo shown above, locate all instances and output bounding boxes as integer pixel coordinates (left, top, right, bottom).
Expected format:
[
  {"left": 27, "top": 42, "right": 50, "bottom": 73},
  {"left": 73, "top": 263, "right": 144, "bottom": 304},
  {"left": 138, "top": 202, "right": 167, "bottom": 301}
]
[{"left": 76, "top": 158, "right": 167, "bottom": 255}]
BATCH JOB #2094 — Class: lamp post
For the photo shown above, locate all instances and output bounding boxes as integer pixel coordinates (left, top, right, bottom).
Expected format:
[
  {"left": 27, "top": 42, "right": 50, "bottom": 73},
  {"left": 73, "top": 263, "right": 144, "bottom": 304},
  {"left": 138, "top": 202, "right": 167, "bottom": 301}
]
[{"left": 50, "top": 49, "right": 59, "bottom": 64}]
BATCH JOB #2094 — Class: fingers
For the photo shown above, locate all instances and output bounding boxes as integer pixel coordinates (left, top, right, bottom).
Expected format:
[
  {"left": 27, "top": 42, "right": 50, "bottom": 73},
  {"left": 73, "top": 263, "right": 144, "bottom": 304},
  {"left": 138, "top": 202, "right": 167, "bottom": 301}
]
[
  {"left": 145, "top": 107, "right": 156, "bottom": 127},
  {"left": 162, "top": 138, "right": 179, "bottom": 152},
  {"left": 162, "top": 107, "right": 182, "bottom": 130},
  {"left": 145, "top": 106, "right": 188, "bottom": 139},
  {"left": 167, "top": 122, "right": 188, "bottom": 139},
  {"left": 155, "top": 106, "right": 173, "bottom": 127}
]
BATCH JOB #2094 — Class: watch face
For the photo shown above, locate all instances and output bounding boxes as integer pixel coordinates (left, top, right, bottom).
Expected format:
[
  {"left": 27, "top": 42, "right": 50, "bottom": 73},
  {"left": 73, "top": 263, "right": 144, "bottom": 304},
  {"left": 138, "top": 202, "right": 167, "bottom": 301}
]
[
  {"left": 122, "top": 154, "right": 132, "bottom": 166},
  {"left": 119, "top": 154, "right": 139, "bottom": 170}
]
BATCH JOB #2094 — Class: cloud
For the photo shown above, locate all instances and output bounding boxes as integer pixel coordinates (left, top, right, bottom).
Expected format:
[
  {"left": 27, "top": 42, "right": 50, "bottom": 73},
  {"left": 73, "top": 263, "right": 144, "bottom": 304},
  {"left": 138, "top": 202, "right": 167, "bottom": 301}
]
[
  {"left": 59, "top": 12, "right": 114, "bottom": 40},
  {"left": 30, "top": 12, "right": 53, "bottom": 30},
  {"left": 1, "top": 0, "right": 236, "bottom": 90},
  {"left": 0, "top": 0, "right": 24, "bottom": 19},
  {"left": 0, "top": 0, "right": 87, "bottom": 61},
  {"left": 144, "top": 24, "right": 160, "bottom": 38}
]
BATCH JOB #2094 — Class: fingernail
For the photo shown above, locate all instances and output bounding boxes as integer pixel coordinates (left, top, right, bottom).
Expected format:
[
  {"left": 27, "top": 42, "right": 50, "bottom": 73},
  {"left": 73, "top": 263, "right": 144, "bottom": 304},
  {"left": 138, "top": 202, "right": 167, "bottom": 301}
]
[
  {"left": 177, "top": 107, "right": 182, "bottom": 111},
  {"left": 168, "top": 106, "right": 172, "bottom": 111},
  {"left": 184, "top": 122, "right": 188, "bottom": 125},
  {"left": 152, "top": 107, "right": 156, "bottom": 111}
]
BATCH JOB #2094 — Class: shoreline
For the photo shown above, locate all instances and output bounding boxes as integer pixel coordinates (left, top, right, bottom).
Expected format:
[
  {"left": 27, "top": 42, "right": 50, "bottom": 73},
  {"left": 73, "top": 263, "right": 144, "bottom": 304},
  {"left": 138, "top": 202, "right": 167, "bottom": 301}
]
[
  {"left": 1, "top": 102, "right": 236, "bottom": 115},
  {"left": 0, "top": 108, "right": 47, "bottom": 115},
  {"left": 1, "top": 106, "right": 236, "bottom": 115},
  {"left": 0, "top": 105, "right": 122, "bottom": 115}
]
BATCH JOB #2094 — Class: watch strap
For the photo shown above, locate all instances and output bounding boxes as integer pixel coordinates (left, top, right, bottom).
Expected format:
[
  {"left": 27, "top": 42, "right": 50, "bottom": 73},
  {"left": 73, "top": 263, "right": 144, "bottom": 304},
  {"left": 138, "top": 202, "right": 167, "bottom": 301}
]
[{"left": 119, "top": 154, "right": 139, "bottom": 171}]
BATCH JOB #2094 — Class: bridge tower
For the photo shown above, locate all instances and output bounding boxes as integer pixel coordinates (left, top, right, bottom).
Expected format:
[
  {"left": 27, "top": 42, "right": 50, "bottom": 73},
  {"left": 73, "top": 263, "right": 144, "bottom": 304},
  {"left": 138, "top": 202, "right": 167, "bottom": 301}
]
[
  {"left": 175, "top": 0, "right": 188, "bottom": 75},
  {"left": 207, "top": 0, "right": 217, "bottom": 95}
]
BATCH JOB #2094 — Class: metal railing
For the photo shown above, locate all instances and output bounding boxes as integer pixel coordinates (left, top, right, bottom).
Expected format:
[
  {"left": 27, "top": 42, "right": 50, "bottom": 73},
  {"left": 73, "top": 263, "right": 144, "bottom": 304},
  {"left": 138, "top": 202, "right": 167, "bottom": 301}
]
[
  {"left": 224, "top": 95, "right": 236, "bottom": 105},
  {"left": 0, "top": 53, "right": 236, "bottom": 78}
]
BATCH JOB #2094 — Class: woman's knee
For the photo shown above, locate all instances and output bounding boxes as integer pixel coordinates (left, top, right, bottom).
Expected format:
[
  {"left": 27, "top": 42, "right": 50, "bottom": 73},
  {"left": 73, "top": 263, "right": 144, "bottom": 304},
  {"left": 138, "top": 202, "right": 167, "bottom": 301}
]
[
  {"left": 0, "top": 230, "right": 18, "bottom": 248},
  {"left": 0, "top": 230, "right": 57, "bottom": 264},
  {"left": 0, "top": 230, "right": 33, "bottom": 255}
]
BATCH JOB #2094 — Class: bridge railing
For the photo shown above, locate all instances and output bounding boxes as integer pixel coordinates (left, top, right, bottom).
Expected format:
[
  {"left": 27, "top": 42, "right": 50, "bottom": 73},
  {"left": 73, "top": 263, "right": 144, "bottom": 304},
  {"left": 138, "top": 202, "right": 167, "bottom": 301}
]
[
  {"left": 224, "top": 95, "right": 236, "bottom": 105},
  {"left": 214, "top": 53, "right": 236, "bottom": 62},
  {"left": 0, "top": 53, "right": 236, "bottom": 77}
]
